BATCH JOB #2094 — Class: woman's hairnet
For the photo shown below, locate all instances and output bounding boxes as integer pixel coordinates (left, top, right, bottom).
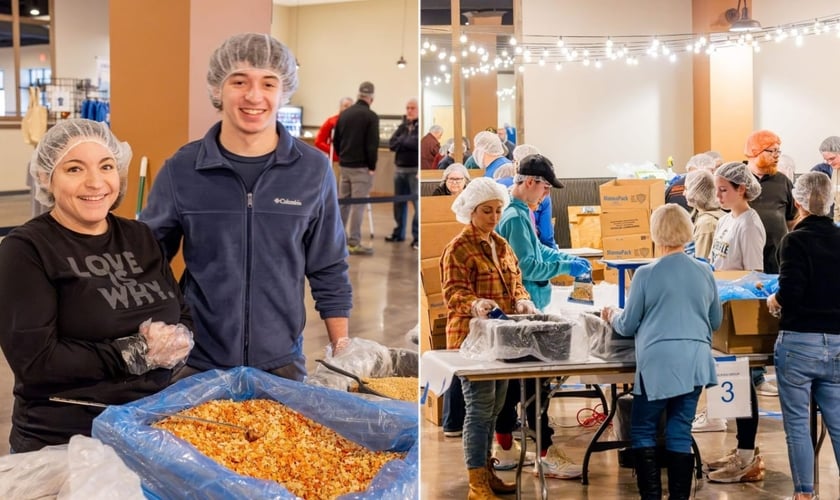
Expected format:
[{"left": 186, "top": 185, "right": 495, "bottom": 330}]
[
  {"left": 451, "top": 177, "right": 509, "bottom": 224},
  {"left": 207, "top": 33, "right": 298, "bottom": 109},
  {"left": 493, "top": 163, "right": 516, "bottom": 180},
  {"left": 792, "top": 171, "right": 832, "bottom": 216},
  {"left": 512, "top": 144, "right": 540, "bottom": 164},
  {"left": 744, "top": 129, "right": 780, "bottom": 158},
  {"left": 684, "top": 169, "right": 718, "bottom": 211},
  {"left": 650, "top": 204, "right": 693, "bottom": 247},
  {"left": 440, "top": 163, "right": 470, "bottom": 186},
  {"left": 685, "top": 153, "right": 715, "bottom": 172},
  {"left": 819, "top": 136, "right": 840, "bottom": 154},
  {"left": 29, "top": 118, "right": 133, "bottom": 209},
  {"left": 715, "top": 161, "right": 762, "bottom": 201}
]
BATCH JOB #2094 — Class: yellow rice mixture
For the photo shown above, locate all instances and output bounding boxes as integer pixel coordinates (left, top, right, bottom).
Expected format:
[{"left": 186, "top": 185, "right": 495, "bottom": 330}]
[
  {"left": 152, "top": 399, "right": 404, "bottom": 500},
  {"left": 361, "top": 376, "right": 419, "bottom": 402}
]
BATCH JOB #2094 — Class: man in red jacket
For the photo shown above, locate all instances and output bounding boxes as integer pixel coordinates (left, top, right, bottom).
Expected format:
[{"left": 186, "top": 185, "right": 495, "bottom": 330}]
[
  {"left": 315, "top": 96, "right": 353, "bottom": 161},
  {"left": 421, "top": 124, "right": 443, "bottom": 170}
]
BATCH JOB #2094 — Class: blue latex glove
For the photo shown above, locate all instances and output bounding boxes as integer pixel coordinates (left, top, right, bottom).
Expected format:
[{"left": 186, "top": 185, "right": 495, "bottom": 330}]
[{"left": 569, "top": 258, "right": 592, "bottom": 278}]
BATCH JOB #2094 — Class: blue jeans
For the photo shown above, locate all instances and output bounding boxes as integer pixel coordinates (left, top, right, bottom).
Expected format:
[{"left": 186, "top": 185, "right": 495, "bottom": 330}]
[
  {"left": 775, "top": 331, "right": 840, "bottom": 495},
  {"left": 631, "top": 375, "right": 701, "bottom": 453},
  {"left": 443, "top": 374, "right": 465, "bottom": 432},
  {"left": 391, "top": 170, "right": 417, "bottom": 241},
  {"left": 461, "top": 377, "right": 508, "bottom": 469}
]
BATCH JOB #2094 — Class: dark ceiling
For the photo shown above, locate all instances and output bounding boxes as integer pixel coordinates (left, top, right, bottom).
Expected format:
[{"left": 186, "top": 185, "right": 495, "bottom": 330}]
[
  {"left": 421, "top": 0, "right": 513, "bottom": 26},
  {"left": 0, "top": 0, "right": 51, "bottom": 48}
]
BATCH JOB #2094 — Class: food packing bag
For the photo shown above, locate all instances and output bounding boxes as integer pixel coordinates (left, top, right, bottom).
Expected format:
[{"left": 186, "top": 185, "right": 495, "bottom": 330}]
[
  {"left": 459, "top": 313, "right": 581, "bottom": 362},
  {"left": 92, "top": 367, "right": 418, "bottom": 500},
  {"left": 581, "top": 312, "right": 636, "bottom": 362}
]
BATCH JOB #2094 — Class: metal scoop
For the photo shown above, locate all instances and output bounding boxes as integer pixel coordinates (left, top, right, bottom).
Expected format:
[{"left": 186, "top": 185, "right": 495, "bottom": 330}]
[
  {"left": 50, "top": 396, "right": 263, "bottom": 442},
  {"left": 315, "top": 359, "right": 391, "bottom": 399}
]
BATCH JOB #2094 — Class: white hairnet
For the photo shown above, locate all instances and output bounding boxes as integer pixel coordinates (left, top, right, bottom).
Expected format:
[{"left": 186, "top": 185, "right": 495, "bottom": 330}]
[
  {"left": 29, "top": 119, "right": 133, "bottom": 209},
  {"left": 493, "top": 163, "right": 516, "bottom": 179},
  {"left": 472, "top": 131, "right": 504, "bottom": 168},
  {"left": 207, "top": 33, "right": 298, "bottom": 109},
  {"left": 792, "top": 171, "right": 832, "bottom": 216},
  {"left": 819, "top": 136, "right": 840, "bottom": 153},
  {"left": 512, "top": 144, "right": 540, "bottom": 164},
  {"left": 685, "top": 153, "right": 715, "bottom": 172},
  {"left": 451, "top": 177, "right": 510, "bottom": 224},
  {"left": 715, "top": 161, "right": 762, "bottom": 201},
  {"left": 684, "top": 169, "right": 718, "bottom": 211},
  {"left": 441, "top": 163, "right": 470, "bottom": 185}
]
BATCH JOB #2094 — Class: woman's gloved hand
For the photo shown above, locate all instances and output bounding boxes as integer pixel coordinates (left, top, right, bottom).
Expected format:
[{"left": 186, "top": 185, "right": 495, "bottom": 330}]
[
  {"left": 471, "top": 298, "right": 500, "bottom": 318},
  {"left": 569, "top": 258, "right": 592, "bottom": 278},
  {"left": 515, "top": 299, "right": 538, "bottom": 314},
  {"left": 115, "top": 319, "right": 194, "bottom": 375},
  {"left": 600, "top": 306, "right": 622, "bottom": 324},
  {"left": 766, "top": 293, "right": 781, "bottom": 318}
]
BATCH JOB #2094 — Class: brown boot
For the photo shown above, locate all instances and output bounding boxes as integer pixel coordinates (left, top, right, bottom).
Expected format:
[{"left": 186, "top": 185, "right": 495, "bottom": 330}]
[
  {"left": 467, "top": 467, "right": 503, "bottom": 500},
  {"left": 486, "top": 457, "right": 517, "bottom": 494}
]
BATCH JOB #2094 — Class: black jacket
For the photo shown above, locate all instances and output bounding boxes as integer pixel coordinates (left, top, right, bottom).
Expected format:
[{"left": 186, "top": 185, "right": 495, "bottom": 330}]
[
  {"left": 389, "top": 117, "right": 419, "bottom": 168},
  {"left": 776, "top": 215, "right": 840, "bottom": 333},
  {"left": 333, "top": 99, "right": 379, "bottom": 170}
]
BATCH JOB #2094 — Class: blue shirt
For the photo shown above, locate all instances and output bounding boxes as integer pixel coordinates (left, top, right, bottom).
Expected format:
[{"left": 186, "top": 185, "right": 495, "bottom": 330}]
[{"left": 611, "top": 252, "right": 722, "bottom": 400}]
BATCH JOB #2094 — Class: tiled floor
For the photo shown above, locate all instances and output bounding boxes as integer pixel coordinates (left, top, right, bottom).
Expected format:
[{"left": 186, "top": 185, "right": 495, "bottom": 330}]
[{"left": 0, "top": 195, "right": 419, "bottom": 457}]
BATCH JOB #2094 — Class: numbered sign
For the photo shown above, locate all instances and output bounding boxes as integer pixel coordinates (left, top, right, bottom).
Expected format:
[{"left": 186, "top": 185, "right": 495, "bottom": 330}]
[{"left": 707, "top": 356, "right": 751, "bottom": 419}]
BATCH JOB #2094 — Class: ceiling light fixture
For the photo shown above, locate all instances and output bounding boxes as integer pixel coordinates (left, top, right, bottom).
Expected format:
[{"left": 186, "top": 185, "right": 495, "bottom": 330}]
[
  {"left": 397, "top": 0, "right": 408, "bottom": 69},
  {"left": 396, "top": 56, "right": 407, "bottom": 69},
  {"left": 727, "top": 0, "right": 762, "bottom": 32}
]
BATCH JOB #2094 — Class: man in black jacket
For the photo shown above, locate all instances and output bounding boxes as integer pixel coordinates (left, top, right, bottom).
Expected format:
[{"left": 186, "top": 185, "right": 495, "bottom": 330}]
[
  {"left": 386, "top": 97, "right": 419, "bottom": 248},
  {"left": 334, "top": 81, "right": 379, "bottom": 255}
]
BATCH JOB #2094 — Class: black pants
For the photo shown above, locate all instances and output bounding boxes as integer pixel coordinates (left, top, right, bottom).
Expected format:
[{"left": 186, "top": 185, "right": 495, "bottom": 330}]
[
  {"left": 735, "top": 382, "right": 759, "bottom": 449},
  {"left": 495, "top": 378, "right": 554, "bottom": 450}
]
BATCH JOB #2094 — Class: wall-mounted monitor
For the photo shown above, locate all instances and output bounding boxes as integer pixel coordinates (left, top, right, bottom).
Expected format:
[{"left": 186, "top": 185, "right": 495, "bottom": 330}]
[{"left": 277, "top": 105, "right": 302, "bottom": 137}]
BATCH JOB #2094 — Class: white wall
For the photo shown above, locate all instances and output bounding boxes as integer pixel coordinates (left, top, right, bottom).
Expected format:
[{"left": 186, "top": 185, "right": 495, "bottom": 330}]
[
  {"left": 272, "top": 0, "right": 419, "bottom": 128},
  {"left": 754, "top": 0, "right": 840, "bottom": 173},
  {"left": 54, "top": 0, "right": 109, "bottom": 82},
  {"left": 521, "top": 0, "right": 694, "bottom": 178}
]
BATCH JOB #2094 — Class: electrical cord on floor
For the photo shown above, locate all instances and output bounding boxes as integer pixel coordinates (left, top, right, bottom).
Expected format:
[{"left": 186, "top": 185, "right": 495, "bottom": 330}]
[{"left": 576, "top": 403, "right": 609, "bottom": 428}]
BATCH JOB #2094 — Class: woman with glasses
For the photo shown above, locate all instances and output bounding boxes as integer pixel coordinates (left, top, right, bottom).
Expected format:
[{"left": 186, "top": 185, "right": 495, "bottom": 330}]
[{"left": 433, "top": 162, "right": 470, "bottom": 196}]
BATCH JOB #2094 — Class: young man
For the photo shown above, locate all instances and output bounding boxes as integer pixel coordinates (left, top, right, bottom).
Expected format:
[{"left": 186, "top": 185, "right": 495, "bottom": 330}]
[{"left": 141, "top": 33, "right": 352, "bottom": 381}]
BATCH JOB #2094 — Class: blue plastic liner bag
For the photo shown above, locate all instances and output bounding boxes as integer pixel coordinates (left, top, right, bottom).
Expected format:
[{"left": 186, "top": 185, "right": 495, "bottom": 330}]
[
  {"left": 92, "top": 367, "right": 418, "bottom": 500},
  {"left": 716, "top": 272, "right": 779, "bottom": 301}
]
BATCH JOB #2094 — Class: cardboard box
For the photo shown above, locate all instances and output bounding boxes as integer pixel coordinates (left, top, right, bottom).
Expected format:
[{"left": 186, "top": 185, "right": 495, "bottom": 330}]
[
  {"left": 712, "top": 299, "right": 779, "bottom": 354},
  {"left": 599, "top": 179, "right": 665, "bottom": 211},
  {"left": 421, "top": 293, "right": 448, "bottom": 349},
  {"left": 568, "top": 206, "right": 602, "bottom": 249},
  {"left": 421, "top": 195, "right": 457, "bottom": 223},
  {"left": 424, "top": 392, "right": 443, "bottom": 426},
  {"left": 420, "top": 221, "right": 464, "bottom": 259},
  {"left": 421, "top": 257, "right": 442, "bottom": 295},
  {"left": 601, "top": 234, "right": 654, "bottom": 260},
  {"left": 600, "top": 209, "right": 650, "bottom": 238}
]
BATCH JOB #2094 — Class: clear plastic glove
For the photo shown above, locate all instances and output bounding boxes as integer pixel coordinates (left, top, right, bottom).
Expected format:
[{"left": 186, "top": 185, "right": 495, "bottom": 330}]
[
  {"left": 600, "top": 306, "right": 622, "bottom": 324},
  {"left": 515, "top": 299, "right": 538, "bottom": 314},
  {"left": 766, "top": 293, "right": 781, "bottom": 318},
  {"left": 115, "top": 319, "right": 193, "bottom": 375},
  {"left": 327, "top": 337, "right": 352, "bottom": 358},
  {"left": 569, "top": 258, "right": 592, "bottom": 278},
  {"left": 471, "top": 298, "right": 500, "bottom": 318}
]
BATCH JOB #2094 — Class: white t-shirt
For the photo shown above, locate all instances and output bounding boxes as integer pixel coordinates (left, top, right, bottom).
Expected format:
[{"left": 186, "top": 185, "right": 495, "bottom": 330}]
[{"left": 709, "top": 208, "right": 766, "bottom": 271}]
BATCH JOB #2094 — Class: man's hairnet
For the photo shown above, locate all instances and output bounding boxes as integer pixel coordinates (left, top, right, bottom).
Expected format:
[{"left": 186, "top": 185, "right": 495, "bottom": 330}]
[
  {"left": 29, "top": 118, "right": 132, "bottom": 209},
  {"left": 207, "top": 33, "right": 298, "bottom": 109},
  {"left": 744, "top": 129, "right": 780, "bottom": 158},
  {"left": 685, "top": 153, "right": 715, "bottom": 172},
  {"left": 512, "top": 144, "right": 540, "bottom": 164},
  {"left": 650, "top": 204, "right": 693, "bottom": 247},
  {"left": 451, "top": 177, "right": 509, "bottom": 224},
  {"left": 819, "top": 136, "right": 840, "bottom": 154},
  {"left": 471, "top": 131, "right": 504, "bottom": 168},
  {"left": 792, "top": 171, "right": 832, "bottom": 216},
  {"left": 684, "top": 169, "right": 718, "bottom": 211},
  {"left": 715, "top": 161, "right": 762, "bottom": 201}
]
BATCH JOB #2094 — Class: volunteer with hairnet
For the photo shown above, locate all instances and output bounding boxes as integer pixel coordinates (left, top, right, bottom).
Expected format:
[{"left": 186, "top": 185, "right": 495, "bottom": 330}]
[
  {"left": 472, "top": 131, "right": 512, "bottom": 178},
  {"left": 601, "top": 204, "right": 721, "bottom": 500},
  {"left": 0, "top": 119, "right": 193, "bottom": 453},
  {"left": 766, "top": 172, "right": 840, "bottom": 500},
  {"left": 141, "top": 33, "right": 351, "bottom": 381},
  {"left": 684, "top": 169, "right": 726, "bottom": 261},
  {"left": 666, "top": 153, "right": 717, "bottom": 211},
  {"left": 511, "top": 145, "right": 560, "bottom": 249},
  {"left": 440, "top": 177, "right": 529, "bottom": 498},
  {"left": 811, "top": 135, "right": 840, "bottom": 221},
  {"left": 705, "top": 161, "right": 768, "bottom": 483},
  {"left": 432, "top": 162, "right": 469, "bottom": 196}
]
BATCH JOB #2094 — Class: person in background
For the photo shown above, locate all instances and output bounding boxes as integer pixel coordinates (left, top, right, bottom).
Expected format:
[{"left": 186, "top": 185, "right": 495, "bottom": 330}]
[
  {"left": 705, "top": 161, "right": 767, "bottom": 484},
  {"left": 386, "top": 97, "right": 419, "bottom": 249},
  {"left": 684, "top": 169, "right": 726, "bottom": 262},
  {"left": 513, "top": 144, "right": 559, "bottom": 249},
  {"left": 777, "top": 154, "right": 796, "bottom": 181},
  {"left": 314, "top": 96, "right": 353, "bottom": 161},
  {"left": 705, "top": 150, "right": 724, "bottom": 169},
  {"left": 433, "top": 163, "right": 470, "bottom": 197},
  {"left": 0, "top": 119, "right": 193, "bottom": 453},
  {"left": 440, "top": 177, "right": 531, "bottom": 498},
  {"left": 421, "top": 124, "right": 443, "bottom": 170},
  {"left": 334, "top": 80, "right": 380, "bottom": 256},
  {"left": 472, "top": 131, "right": 512, "bottom": 178},
  {"left": 665, "top": 153, "right": 716, "bottom": 211},
  {"left": 438, "top": 137, "right": 472, "bottom": 170},
  {"left": 602, "top": 204, "right": 721, "bottom": 500},
  {"left": 811, "top": 135, "right": 840, "bottom": 222},
  {"left": 141, "top": 34, "right": 352, "bottom": 381},
  {"left": 766, "top": 172, "right": 840, "bottom": 500},
  {"left": 496, "top": 125, "right": 515, "bottom": 161},
  {"left": 491, "top": 162, "right": 516, "bottom": 187},
  {"left": 494, "top": 154, "right": 589, "bottom": 480}
]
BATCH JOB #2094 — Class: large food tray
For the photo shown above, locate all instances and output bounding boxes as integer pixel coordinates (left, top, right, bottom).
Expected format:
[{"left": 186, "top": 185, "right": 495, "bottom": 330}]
[{"left": 461, "top": 313, "right": 574, "bottom": 362}]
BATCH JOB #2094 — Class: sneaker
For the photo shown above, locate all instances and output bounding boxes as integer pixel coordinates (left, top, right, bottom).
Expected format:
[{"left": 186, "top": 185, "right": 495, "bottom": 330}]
[
  {"left": 443, "top": 429, "right": 462, "bottom": 438},
  {"left": 491, "top": 442, "right": 535, "bottom": 470},
  {"left": 756, "top": 380, "right": 779, "bottom": 397},
  {"left": 692, "top": 409, "right": 727, "bottom": 433},
  {"left": 348, "top": 244, "right": 374, "bottom": 255},
  {"left": 384, "top": 235, "right": 404, "bottom": 242},
  {"left": 411, "top": 240, "right": 418, "bottom": 250},
  {"left": 707, "top": 454, "right": 764, "bottom": 483},
  {"left": 706, "top": 447, "right": 762, "bottom": 471},
  {"left": 533, "top": 446, "right": 582, "bottom": 479}
]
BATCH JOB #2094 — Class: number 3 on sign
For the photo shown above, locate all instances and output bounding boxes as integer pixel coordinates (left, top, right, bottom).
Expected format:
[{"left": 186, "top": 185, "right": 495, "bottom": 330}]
[{"left": 707, "top": 357, "right": 752, "bottom": 419}]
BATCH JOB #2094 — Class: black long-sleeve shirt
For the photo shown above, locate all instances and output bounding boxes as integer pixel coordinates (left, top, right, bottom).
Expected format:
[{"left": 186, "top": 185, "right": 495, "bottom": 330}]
[{"left": 333, "top": 99, "right": 379, "bottom": 170}]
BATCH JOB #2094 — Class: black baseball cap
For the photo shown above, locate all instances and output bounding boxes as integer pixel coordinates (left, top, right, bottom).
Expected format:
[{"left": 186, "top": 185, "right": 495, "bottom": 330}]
[{"left": 517, "top": 154, "right": 564, "bottom": 188}]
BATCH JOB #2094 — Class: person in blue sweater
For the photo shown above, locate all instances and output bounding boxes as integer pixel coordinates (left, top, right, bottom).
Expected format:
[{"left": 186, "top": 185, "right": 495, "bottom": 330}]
[
  {"left": 141, "top": 33, "right": 352, "bottom": 381},
  {"left": 602, "top": 203, "right": 722, "bottom": 500}
]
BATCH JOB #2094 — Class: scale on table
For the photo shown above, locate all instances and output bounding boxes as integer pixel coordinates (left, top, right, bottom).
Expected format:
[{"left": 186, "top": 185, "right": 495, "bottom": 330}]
[{"left": 600, "top": 258, "right": 656, "bottom": 308}]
